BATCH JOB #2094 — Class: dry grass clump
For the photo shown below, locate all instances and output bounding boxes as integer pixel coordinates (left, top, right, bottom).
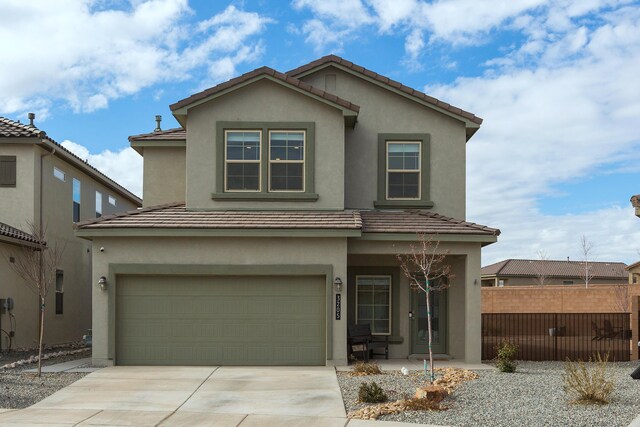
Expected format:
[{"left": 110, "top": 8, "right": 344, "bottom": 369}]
[
  {"left": 351, "top": 361, "right": 383, "bottom": 376},
  {"left": 563, "top": 353, "right": 615, "bottom": 404}
]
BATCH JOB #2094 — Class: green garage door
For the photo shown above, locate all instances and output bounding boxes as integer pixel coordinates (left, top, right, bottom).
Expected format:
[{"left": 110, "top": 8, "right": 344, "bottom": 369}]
[{"left": 116, "top": 275, "right": 326, "bottom": 366}]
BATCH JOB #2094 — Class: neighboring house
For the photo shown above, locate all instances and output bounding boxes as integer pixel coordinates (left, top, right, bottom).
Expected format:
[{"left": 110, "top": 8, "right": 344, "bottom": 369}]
[
  {"left": 481, "top": 259, "right": 628, "bottom": 287},
  {"left": 627, "top": 261, "right": 640, "bottom": 285},
  {"left": 0, "top": 117, "right": 141, "bottom": 350},
  {"left": 632, "top": 194, "right": 640, "bottom": 217},
  {"left": 76, "top": 55, "right": 499, "bottom": 367}
]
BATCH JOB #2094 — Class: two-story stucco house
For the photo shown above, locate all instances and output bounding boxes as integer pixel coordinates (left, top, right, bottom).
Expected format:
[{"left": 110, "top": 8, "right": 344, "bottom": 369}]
[
  {"left": 0, "top": 117, "right": 141, "bottom": 350},
  {"left": 76, "top": 55, "right": 499, "bottom": 366}
]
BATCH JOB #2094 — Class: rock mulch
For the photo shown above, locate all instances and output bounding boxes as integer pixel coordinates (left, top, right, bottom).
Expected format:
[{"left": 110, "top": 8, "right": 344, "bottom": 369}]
[{"left": 337, "top": 361, "right": 640, "bottom": 426}]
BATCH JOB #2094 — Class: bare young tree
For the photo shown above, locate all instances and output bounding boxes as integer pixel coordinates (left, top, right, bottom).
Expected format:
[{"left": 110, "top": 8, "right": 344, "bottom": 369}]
[
  {"left": 532, "top": 249, "right": 550, "bottom": 286},
  {"left": 396, "top": 234, "right": 453, "bottom": 384},
  {"left": 4, "top": 222, "right": 65, "bottom": 376},
  {"left": 578, "top": 235, "right": 595, "bottom": 288}
]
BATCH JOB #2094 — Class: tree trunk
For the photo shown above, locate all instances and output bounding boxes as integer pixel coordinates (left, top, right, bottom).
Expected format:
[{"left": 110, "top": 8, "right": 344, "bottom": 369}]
[
  {"left": 425, "top": 287, "right": 435, "bottom": 383},
  {"left": 37, "top": 296, "right": 45, "bottom": 377}
]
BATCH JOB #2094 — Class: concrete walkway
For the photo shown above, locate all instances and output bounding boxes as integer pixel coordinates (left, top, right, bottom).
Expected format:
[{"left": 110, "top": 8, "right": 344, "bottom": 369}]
[
  {"left": 0, "top": 366, "right": 447, "bottom": 426},
  {"left": 24, "top": 358, "right": 98, "bottom": 374}
]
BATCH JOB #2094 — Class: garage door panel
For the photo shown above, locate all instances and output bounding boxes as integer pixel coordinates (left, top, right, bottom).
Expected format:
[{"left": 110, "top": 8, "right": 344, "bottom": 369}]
[{"left": 116, "top": 275, "right": 326, "bottom": 366}]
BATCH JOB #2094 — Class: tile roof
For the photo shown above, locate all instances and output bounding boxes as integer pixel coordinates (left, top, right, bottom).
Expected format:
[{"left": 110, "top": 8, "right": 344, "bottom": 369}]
[
  {"left": 0, "top": 117, "right": 141, "bottom": 206},
  {"left": 286, "top": 55, "right": 483, "bottom": 125},
  {"left": 632, "top": 194, "right": 640, "bottom": 207},
  {"left": 76, "top": 204, "right": 498, "bottom": 238},
  {"left": 129, "top": 128, "right": 186, "bottom": 142},
  {"left": 0, "top": 222, "right": 41, "bottom": 245},
  {"left": 359, "top": 210, "right": 500, "bottom": 235},
  {"left": 76, "top": 203, "right": 362, "bottom": 230},
  {"left": 481, "top": 259, "right": 628, "bottom": 279},
  {"left": 170, "top": 66, "right": 360, "bottom": 113},
  {"left": 626, "top": 260, "right": 640, "bottom": 271}
]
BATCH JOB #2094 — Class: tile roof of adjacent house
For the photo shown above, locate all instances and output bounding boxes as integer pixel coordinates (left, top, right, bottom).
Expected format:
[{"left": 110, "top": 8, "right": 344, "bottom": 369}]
[
  {"left": 0, "top": 222, "right": 41, "bottom": 245},
  {"left": 169, "top": 66, "right": 360, "bottom": 113},
  {"left": 626, "top": 260, "right": 640, "bottom": 271},
  {"left": 129, "top": 128, "right": 186, "bottom": 142},
  {"left": 0, "top": 117, "right": 141, "bottom": 206},
  {"left": 632, "top": 194, "right": 640, "bottom": 207},
  {"left": 286, "top": 55, "right": 483, "bottom": 125},
  {"left": 481, "top": 259, "right": 628, "bottom": 279},
  {"left": 359, "top": 210, "right": 500, "bottom": 235},
  {"left": 76, "top": 204, "right": 499, "bottom": 238}
]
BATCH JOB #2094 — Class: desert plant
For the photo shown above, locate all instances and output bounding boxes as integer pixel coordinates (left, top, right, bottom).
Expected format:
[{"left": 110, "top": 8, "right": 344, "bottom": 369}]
[
  {"left": 563, "top": 353, "right": 614, "bottom": 404},
  {"left": 352, "top": 361, "right": 383, "bottom": 376},
  {"left": 358, "top": 381, "right": 388, "bottom": 403},
  {"left": 495, "top": 340, "right": 518, "bottom": 373}
]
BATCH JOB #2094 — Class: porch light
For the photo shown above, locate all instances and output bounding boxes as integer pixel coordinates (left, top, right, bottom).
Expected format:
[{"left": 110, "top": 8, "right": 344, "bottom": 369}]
[
  {"left": 98, "top": 276, "right": 107, "bottom": 291},
  {"left": 334, "top": 277, "right": 343, "bottom": 293}
]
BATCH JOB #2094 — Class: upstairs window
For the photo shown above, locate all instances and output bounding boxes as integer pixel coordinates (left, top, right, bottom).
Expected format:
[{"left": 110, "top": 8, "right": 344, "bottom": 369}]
[
  {"left": 0, "top": 156, "right": 16, "bottom": 187},
  {"left": 55, "top": 269, "right": 64, "bottom": 315},
  {"left": 108, "top": 195, "right": 116, "bottom": 206},
  {"left": 269, "top": 131, "right": 305, "bottom": 192},
  {"left": 387, "top": 142, "right": 420, "bottom": 200},
  {"left": 225, "top": 130, "right": 261, "bottom": 191},
  {"left": 95, "top": 191, "right": 103, "bottom": 217},
  {"left": 72, "top": 178, "right": 81, "bottom": 222},
  {"left": 53, "top": 167, "right": 65, "bottom": 182}
]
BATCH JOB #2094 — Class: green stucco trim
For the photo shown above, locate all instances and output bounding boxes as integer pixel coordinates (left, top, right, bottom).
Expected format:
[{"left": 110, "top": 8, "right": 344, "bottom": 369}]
[
  {"left": 107, "top": 263, "right": 334, "bottom": 364},
  {"left": 215, "top": 121, "right": 316, "bottom": 198},
  {"left": 376, "top": 133, "right": 431, "bottom": 207},
  {"left": 211, "top": 192, "right": 319, "bottom": 201},
  {"left": 356, "top": 233, "right": 498, "bottom": 243},
  {"left": 76, "top": 228, "right": 361, "bottom": 238}
]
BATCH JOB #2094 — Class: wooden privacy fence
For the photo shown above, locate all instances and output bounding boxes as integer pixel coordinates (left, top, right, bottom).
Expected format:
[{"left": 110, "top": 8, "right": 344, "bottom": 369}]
[{"left": 482, "top": 313, "right": 631, "bottom": 361}]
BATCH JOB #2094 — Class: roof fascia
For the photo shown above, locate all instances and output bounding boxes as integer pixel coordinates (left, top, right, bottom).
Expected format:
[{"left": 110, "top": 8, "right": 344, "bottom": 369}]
[
  {"left": 356, "top": 233, "right": 497, "bottom": 244},
  {"left": 75, "top": 228, "right": 362, "bottom": 239},
  {"left": 130, "top": 140, "right": 186, "bottom": 155},
  {"left": 0, "top": 234, "right": 40, "bottom": 248}
]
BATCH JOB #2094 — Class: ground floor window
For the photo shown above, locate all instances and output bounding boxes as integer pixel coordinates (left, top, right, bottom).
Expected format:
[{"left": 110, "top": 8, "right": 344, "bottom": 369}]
[{"left": 356, "top": 275, "right": 391, "bottom": 335}]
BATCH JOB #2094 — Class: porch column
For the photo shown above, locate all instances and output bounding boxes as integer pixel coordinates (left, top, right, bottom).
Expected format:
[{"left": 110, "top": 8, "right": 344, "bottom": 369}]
[{"left": 465, "top": 247, "right": 482, "bottom": 363}]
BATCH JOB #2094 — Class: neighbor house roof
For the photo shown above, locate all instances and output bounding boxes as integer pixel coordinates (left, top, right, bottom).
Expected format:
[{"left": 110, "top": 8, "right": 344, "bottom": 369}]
[
  {"left": 129, "top": 128, "right": 186, "bottom": 142},
  {"left": 626, "top": 261, "right": 640, "bottom": 271},
  {"left": 359, "top": 210, "right": 500, "bottom": 236},
  {"left": 0, "top": 222, "right": 41, "bottom": 246},
  {"left": 482, "top": 259, "right": 628, "bottom": 279},
  {"left": 0, "top": 117, "right": 141, "bottom": 206},
  {"left": 169, "top": 66, "right": 360, "bottom": 114},
  {"left": 75, "top": 204, "right": 499, "bottom": 241},
  {"left": 286, "top": 55, "right": 483, "bottom": 127},
  {"left": 632, "top": 194, "right": 640, "bottom": 217}
]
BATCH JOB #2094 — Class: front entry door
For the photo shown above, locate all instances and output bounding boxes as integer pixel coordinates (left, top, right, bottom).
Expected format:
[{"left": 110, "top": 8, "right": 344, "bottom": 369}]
[{"left": 411, "top": 288, "right": 447, "bottom": 354}]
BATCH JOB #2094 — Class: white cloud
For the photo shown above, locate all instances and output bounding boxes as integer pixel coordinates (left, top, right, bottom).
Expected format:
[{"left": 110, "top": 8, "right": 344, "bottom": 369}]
[
  {"left": 61, "top": 140, "right": 143, "bottom": 197},
  {"left": 0, "top": 1, "right": 273, "bottom": 115}
]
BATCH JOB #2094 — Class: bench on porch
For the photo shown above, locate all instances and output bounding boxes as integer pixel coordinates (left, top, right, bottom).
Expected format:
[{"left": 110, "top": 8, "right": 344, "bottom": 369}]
[{"left": 348, "top": 324, "right": 389, "bottom": 362}]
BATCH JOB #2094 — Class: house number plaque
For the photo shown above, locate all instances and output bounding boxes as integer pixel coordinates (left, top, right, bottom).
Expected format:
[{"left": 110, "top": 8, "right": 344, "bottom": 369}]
[{"left": 335, "top": 294, "right": 341, "bottom": 320}]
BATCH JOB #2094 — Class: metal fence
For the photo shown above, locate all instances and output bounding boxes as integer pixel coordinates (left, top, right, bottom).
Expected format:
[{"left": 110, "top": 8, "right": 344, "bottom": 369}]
[{"left": 482, "top": 313, "right": 631, "bottom": 361}]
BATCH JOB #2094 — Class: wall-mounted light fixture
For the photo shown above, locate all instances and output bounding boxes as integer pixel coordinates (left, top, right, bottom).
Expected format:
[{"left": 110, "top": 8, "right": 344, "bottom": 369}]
[
  {"left": 98, "top": 276, "right": 107, "bottom": 291},
  {"left": 334, "top": 277, "right": 343, "bottom": 293}
]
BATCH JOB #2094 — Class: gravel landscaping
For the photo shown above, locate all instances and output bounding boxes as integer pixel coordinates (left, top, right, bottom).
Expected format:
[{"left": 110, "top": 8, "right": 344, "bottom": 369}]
[
  {"left": 0, "top": 347, "right": 91, "bottom": 409},
  {"left": 338, "top": 361, "right": 640, "bottom": 427}
]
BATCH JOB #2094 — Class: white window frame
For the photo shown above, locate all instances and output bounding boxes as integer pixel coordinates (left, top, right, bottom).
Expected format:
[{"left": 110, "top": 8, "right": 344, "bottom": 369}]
[
  {"left": 355, "top": 275, "right": 392, "bottom": 336},
  {"left": 108, "top": 195, "right": 116, "bottom": 206},
  {"left": 53, "top": 167, "right": 65, "bottom": 182},
  {"left": 95, "top": 191, "right": 103, "bottom": 217},
  {"left": 224, "top": 130, "right": 262, "bottom": 192},
  {"left": 268, "top": 130, "right": 305, "bottom": 193},
  {"left": 386, "top": 141, "right": 421, "bottom": 201}
]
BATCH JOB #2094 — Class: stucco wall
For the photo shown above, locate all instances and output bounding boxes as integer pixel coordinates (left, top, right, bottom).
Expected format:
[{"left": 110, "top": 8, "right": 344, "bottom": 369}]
[
  {"left": 142, "top": 146, "right": 186, "bottom": 207},
  {"left": 300, "top": 68, "right": 468, "bottom": 219},
  {"left": 90, "top": 236, "right": 348, "bottom": 366},
  {"left": 185, "top": 79, "right": 346, "bottom": 210}
]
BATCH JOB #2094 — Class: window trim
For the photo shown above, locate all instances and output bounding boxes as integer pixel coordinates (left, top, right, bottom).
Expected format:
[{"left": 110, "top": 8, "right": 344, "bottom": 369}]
[
  {"left": 224, "top": 129, "right": 262, "bottom": 193},
  {"left": 385, "top": 141, "right": 421, "bottom": 201},
  {"left": 268, "top": 130, "right": 306, "bottom": 193},
  {"left": 95, "top": 191, "right": 103, "bottom": 217},
  {"left": 53, "top": 166, "right": 65, "bottom": 182},
  {"left": 72, "top": 178, "right": 81, "bottom": 223},
  {"left": 0, "top": 155, "right": 16, "bottom": 187},
  {"left": 375, "top": 133, "right": 433, "bottom": 208},
  {"left": 355, "top": 274, "right": 392, "bottom": 336},
  {"left": 213, "top": 121, "right": 317, "bottom": 200}
]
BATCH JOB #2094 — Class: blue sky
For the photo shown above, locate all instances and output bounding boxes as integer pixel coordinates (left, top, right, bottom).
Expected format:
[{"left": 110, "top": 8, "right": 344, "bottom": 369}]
[{"left": 1, "top": 0, "right": 639, "bottom": 265}]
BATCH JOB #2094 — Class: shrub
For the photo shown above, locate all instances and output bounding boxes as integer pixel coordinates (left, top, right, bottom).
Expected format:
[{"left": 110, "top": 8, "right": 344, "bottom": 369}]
[
  {"left": 358, "top": 381, "right": 388, "bottom": 403},
  {"left": 352, "top": 361, "right": 383, "bottom": 376},
  {"left": 563, "top": 353, "right": 614, "bottom": 404},
  {"left": 495, "top": 340, "right": 518, "bottom": 373}
]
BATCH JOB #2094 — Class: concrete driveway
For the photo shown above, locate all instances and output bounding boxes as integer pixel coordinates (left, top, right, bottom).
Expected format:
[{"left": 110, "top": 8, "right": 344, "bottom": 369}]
[{"left": 0, "top": 366, "right": 352, "bottom": 426}]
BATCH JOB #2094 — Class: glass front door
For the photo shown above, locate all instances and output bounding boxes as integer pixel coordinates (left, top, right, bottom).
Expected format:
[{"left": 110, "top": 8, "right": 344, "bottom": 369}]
[{"left": 411, "top": 288, "right": 447, "bottom": 354}]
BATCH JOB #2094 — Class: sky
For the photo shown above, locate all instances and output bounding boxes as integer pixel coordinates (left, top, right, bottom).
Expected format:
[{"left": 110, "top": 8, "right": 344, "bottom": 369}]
[{"left": 1, "top": 0, "right": 639, "bottom": 266}]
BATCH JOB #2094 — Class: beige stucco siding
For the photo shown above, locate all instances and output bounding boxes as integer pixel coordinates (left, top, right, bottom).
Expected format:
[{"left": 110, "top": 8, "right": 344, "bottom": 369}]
[
  {"left": 301, "top": 68, "right": 467, "bottom": 219},
  {"left": 142, "top": 146, "right": 186, "bottom": 206},
  {"left": 185, "top": 79, "right": 346, "bottom": 210},
  {"left": 90, "top": 236, "right": 348, "bottom": 366},
  {"left": 0, "top": 142, "right": 36, "bottom": 230}
]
